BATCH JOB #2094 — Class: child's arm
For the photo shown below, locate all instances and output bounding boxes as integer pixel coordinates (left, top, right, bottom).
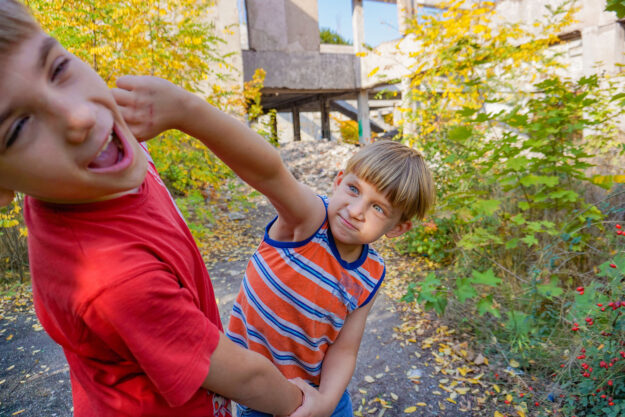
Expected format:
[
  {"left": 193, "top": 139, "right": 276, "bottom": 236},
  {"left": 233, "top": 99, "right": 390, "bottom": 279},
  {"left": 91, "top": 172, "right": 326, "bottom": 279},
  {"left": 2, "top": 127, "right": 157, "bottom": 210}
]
[
  {"left": 113, "top": 76, "right": 325, "bottom": 241},
  {"left": 290, "top": 294, "right": 378, "bottom": 417},
  {"left": 202, "top": 332, "right": 303, "bottom": 414}
]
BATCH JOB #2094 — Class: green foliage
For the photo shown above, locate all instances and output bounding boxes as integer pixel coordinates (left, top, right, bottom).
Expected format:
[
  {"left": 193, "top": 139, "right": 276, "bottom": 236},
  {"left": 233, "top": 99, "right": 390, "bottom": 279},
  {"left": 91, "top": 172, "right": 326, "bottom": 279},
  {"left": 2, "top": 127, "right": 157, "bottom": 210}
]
[
  {"left": 396, "top": 0, "right": 625, "bottom": 404},
  {"left": 335, "top": 118, "right": 360, "bottom": 145},
  {"left": 0, "top": 196, "right": 28, "bottom": 282},
  {"left": 320, "top": 27, "right": 352, "bottom": 45},
  {"left": 557, "top": 255, "right": 625, "bottom": 416},
  {"left": 397, "top": 217, "right": 455, "bottom": 262},
  {"left": 605, "top": 0, "right": 625, "bottom": 18}
]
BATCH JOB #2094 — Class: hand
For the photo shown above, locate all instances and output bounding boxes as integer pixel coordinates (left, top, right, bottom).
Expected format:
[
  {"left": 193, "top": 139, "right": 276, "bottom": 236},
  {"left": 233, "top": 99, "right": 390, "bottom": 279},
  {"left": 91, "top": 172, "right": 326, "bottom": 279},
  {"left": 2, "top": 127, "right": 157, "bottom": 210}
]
[
  {"left": 283, "top": 378, "right": 331, "bottom": 417},
  {"left": 112, "top": 75, "right": 192, "bottom": 141}
]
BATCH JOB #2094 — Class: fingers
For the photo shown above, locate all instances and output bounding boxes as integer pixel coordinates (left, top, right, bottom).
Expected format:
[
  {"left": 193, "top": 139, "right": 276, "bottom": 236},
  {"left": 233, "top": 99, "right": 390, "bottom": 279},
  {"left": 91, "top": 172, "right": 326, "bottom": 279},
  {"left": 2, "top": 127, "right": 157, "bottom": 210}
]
[
  {"left": 111, "top": 88, "right": 135, "bottom": 108},
  {"left": 115, "top": 75, "right": 141, "bottom": 90}
]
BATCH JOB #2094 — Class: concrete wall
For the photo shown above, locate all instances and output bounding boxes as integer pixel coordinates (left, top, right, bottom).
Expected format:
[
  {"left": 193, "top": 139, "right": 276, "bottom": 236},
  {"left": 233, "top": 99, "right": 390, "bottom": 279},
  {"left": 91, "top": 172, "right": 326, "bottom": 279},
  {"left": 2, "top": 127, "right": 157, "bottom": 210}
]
[
  {"left": 246, "top": 0, "right": 320, "bottom": 52},
  {"left": 242, "top": 50, "right": 357, "bottom": 90}
]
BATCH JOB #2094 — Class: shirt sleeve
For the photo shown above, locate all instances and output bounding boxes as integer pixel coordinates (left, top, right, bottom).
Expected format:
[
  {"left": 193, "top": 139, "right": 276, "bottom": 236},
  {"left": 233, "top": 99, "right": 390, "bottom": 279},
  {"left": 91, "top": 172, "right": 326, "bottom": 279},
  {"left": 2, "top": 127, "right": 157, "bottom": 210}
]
[{"left": 83, "top": 269, "right": 221, "bottom": 407}]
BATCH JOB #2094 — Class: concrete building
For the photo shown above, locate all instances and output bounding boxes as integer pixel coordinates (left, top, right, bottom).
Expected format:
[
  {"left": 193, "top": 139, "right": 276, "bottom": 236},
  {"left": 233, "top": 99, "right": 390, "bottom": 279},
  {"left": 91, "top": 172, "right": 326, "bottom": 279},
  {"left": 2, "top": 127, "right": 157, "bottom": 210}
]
[{"left": 219, "top": 0, "right": 624, "bottom": 142}]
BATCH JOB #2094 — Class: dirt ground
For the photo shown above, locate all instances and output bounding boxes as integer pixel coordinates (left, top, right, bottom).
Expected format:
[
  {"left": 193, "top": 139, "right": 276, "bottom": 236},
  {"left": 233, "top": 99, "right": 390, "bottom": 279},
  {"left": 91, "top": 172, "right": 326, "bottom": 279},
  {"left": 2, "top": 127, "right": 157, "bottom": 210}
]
[{"left": 0, "top": 139, "right": 482, "bottom": 416}]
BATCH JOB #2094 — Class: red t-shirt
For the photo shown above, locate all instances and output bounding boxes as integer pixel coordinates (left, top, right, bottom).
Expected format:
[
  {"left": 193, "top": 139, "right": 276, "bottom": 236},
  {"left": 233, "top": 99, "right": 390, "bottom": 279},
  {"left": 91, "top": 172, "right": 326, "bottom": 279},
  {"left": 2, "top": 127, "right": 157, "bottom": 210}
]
[{"left": 24, "top": 162, "right": 231, "bottom": 417}]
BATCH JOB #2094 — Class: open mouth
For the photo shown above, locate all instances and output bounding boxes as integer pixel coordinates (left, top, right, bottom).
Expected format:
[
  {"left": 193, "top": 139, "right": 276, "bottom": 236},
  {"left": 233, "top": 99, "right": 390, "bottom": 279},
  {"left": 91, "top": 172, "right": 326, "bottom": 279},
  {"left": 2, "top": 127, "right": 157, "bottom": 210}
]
[{"left": 87, "top": 126, "right": 132, "bottom": 172}]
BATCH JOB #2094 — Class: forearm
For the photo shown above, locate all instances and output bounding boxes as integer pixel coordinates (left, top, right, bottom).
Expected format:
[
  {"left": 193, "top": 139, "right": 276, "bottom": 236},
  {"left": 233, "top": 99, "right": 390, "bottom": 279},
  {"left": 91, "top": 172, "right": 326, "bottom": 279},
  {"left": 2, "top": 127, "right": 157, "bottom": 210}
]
[
  {"left": 202, "top": 333, "right": 302, "bottom": 415},
  {"left": 179, "top": 95, "right": 286, "bottom": 194},
  {"left": 230, "top": 352, "right": 302, "bottom": 414},
  {"left": 317, "top": 347, "right": 358, "bottom": 415}
]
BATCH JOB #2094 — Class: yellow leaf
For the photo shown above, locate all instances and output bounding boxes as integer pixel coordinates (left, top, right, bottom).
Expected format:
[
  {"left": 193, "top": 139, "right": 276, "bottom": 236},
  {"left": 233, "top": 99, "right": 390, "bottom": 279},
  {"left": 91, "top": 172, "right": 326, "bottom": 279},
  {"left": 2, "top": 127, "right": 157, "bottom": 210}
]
[
  {"left": 506, "top": 394, "right": 513, "bottom": 402},
  {"left": 493, "top": 384, "right": 501, "bottom": 393},
  {"left": 416, "top": 402, "right": 427, "bottom": 406},
  {"left": 404, "top": 406, "right": 417, "bottom": 413},
  {"left": 494, "top": 412, "right": 505, "bottom": 417},
  {"left": 509, "top": 359, "right": 520, "bottom": 367},
  {"left": 456, "top": 387, "right": 470, "bottom": 395},
  {"left": 517, "top": 409, "right": 526, "bottom": 417},
  {"left": 367, "top": 67, "right": 380, "bottom": 77}
]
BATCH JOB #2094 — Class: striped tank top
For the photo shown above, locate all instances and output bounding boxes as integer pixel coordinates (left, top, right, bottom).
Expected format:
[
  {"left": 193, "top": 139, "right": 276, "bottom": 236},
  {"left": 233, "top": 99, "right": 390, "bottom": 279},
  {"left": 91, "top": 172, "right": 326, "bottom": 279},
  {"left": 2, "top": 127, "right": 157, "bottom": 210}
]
[{"left": 226, "top": 196, "right": 385, "bottom": 384}]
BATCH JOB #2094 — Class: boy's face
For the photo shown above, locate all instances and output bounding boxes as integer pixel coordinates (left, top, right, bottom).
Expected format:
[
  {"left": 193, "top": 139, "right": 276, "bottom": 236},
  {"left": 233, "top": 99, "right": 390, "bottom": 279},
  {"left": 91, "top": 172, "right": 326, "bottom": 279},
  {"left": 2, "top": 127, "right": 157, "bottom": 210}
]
[
  {"left": 0, "top": 31, "right": 147, "bottom": 204},
  {"left": 328, "top": 172, "right": 411, "bottom": 255}
]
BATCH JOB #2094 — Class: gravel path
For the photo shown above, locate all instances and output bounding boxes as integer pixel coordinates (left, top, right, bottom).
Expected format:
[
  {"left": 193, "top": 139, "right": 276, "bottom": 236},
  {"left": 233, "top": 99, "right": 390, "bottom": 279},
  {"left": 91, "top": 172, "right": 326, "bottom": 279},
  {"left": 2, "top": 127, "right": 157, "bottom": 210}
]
[{"left": 0, "top": 139, "right": 479, "bottom": 416}]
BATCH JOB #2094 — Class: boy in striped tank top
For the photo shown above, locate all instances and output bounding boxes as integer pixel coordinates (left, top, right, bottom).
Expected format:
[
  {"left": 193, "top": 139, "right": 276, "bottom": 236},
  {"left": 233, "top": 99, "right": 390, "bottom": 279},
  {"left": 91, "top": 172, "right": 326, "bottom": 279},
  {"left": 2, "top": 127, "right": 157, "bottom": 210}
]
[{"left": 115, "top": 76, "right": 435, "bottom": 417}]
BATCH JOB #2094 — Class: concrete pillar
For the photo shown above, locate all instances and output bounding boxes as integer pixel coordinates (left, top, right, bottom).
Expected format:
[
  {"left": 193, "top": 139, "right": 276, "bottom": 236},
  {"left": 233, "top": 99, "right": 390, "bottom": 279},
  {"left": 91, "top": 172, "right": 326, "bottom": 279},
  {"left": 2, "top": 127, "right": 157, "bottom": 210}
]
[
  {"left": 320, "top": 96, "right": 331, "bottom": 140},
  {"left": 352, "top": 0, "right": 371, "bottom": 144},
  {"left": 582, "top": 22, "right": 625, "bottom": 76},
  {"left": 397, "top": 0, "right": 416, "bottom": 34},
  {"left": 292, "top": 107, "right": 301, "bottom": 141}
]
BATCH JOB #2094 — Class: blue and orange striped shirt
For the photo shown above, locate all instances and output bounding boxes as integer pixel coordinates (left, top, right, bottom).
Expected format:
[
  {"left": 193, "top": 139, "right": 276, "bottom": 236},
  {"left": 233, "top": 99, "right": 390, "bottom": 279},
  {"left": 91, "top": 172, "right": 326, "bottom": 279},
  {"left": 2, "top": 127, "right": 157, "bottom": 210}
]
[{"left": 226, "top": 196, "right": 385, "bottom": 385}]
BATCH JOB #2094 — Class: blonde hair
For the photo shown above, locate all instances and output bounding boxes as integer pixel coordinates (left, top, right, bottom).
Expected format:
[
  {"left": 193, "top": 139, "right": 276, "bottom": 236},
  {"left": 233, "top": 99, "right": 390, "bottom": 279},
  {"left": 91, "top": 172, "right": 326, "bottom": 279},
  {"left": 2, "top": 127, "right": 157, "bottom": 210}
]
[
  {"left": 0, "top": 0, "right": 40, "bottom": 59},
  {"left": 345, "top": 140, "right": 435, "bottom": 221}
]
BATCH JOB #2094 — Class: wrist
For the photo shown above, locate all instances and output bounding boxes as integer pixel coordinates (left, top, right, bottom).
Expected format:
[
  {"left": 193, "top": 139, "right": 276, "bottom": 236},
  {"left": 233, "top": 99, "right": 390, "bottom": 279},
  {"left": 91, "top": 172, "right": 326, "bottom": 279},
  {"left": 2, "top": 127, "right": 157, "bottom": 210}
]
[{"left": 169, "top": 86, "right": 201, "bottom": 132}]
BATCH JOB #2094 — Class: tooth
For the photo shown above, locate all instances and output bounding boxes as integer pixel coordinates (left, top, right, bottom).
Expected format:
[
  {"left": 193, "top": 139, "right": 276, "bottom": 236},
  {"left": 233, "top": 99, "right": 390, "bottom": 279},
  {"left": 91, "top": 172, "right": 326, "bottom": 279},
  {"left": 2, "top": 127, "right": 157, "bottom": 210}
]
[{"left": 95, "top": 133, "right": 114, "bottom": 159}]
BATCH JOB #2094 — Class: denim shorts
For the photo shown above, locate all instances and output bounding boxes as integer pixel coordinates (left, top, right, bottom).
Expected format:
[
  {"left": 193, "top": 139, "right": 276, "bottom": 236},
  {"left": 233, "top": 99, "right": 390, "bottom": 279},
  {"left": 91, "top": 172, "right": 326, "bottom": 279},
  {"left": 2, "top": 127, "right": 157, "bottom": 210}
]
[{"left": 236, "top": 389, "right": 352, "bottom": 417}]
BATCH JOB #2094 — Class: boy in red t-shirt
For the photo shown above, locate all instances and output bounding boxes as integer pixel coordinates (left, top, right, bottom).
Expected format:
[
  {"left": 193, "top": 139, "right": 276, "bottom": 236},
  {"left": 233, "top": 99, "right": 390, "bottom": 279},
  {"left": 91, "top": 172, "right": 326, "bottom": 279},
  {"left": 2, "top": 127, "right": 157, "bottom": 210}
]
[{"left": 0, "top": 1, "right": 303, "bottom": 416}]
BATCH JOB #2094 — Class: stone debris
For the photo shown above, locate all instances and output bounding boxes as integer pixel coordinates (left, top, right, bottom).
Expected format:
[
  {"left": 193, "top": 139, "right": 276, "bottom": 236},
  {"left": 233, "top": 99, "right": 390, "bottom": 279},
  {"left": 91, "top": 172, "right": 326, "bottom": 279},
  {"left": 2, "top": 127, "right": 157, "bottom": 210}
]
[{"left": 278, "top": 139, "right": 359, "bottom": 195}]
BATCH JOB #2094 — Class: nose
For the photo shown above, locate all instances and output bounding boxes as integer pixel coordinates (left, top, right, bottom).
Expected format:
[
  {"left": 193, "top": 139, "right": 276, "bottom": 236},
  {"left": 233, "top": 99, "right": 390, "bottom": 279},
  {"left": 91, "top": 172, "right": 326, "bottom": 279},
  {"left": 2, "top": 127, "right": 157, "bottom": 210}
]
[
  {"left": 346, "top": 198, "right": 366, "bottom": 220},
  {"left": 51, "top": 96, "right": 96, "bottom": 144}
]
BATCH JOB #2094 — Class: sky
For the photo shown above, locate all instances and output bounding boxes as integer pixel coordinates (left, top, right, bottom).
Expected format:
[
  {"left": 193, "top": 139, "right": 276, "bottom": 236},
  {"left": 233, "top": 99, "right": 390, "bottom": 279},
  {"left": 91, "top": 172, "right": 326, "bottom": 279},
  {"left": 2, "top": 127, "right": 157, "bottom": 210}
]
[{"left": 317, "top": 0, "right": 401, "bottom": 47}]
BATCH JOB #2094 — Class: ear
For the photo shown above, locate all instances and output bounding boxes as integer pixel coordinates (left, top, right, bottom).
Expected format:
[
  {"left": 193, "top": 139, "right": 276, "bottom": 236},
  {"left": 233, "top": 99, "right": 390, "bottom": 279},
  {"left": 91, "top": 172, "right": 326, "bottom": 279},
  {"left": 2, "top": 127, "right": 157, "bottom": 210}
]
[
  {"left": 0, "top": 188, "right": 15, "bottom": 207},
  {"left": 332, "top": 170, "right": 345, "bottom": 191},
  {"left": 385, "top": 220, "right": 412, "bottom": 238}
]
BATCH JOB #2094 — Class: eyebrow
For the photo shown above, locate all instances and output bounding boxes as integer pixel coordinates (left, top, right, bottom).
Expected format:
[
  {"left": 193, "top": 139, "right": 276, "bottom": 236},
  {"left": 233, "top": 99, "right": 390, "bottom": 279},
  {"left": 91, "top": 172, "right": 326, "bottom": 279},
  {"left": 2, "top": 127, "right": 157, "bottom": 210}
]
[{"left": 38, "top": 36, "right": 58, "bottom": 70}]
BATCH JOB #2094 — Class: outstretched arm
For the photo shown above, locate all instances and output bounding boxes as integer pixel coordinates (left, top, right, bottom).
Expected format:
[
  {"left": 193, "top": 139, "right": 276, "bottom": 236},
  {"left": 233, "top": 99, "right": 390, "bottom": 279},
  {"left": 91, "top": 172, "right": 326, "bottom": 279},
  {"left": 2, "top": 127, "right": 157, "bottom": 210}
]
[{"left": 113, "top": 76, "right": 324, "bottom": 240}]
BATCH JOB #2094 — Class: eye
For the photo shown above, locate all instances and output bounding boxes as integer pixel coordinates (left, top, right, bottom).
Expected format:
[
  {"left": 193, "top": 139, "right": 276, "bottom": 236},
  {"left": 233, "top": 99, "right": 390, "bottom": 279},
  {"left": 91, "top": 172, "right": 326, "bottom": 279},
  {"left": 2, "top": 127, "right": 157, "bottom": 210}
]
[
  {"left": 373, "top": 204, "right": 385, "bottom": 214},
  {"left": 51, "top": 57, "right": 69, "bottom": 82},
  {"left": 348, "top": 185, "right": 359, "bottom": 194},
  {"left": 5, "top": 116, "right": 29, "bottom": 148}
]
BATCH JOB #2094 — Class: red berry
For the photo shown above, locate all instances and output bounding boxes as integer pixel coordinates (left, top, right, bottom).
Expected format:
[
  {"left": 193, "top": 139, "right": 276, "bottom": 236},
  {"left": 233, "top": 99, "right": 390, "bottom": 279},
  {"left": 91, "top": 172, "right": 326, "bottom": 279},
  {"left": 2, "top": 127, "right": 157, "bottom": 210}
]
[
  {"left": 609, "top": 401, "right": 615, "bottom": 406},
  {"left": 617, "top": 224, "right": 622, "bottom": 229},
  {"left": 504, "top": 400, "right": 510, "bottom": 404},
  {"left": 610, "top": 263, "right": 617, "bottom": 268},
  {"left": 608, "top": 380, "right": 613, "bottom": 386},
  {"left": 601, "top": 394, "right": 607, "bottom": 399},
  {"left": 618, "top": 231, "right": 623, "bottom": 235},
  {"left": 598, "top": 303, "right": 603, "bottom": 307},
  {"left": 534, "top": 401, "right": 539, "bottom": 406},
  {"left": 577, "top": 286, "right": 584, "bottom": 292},
  {"left": 519, "top": 393, "right": 524, "bottom": 398}
]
